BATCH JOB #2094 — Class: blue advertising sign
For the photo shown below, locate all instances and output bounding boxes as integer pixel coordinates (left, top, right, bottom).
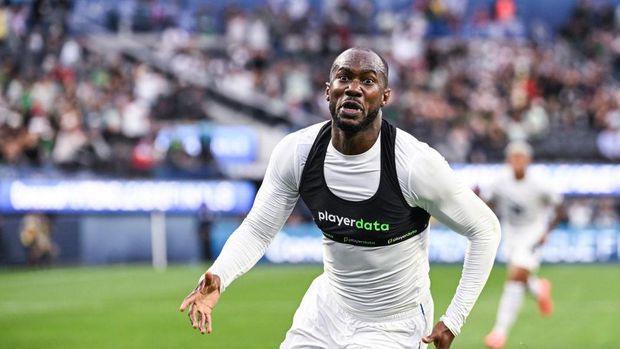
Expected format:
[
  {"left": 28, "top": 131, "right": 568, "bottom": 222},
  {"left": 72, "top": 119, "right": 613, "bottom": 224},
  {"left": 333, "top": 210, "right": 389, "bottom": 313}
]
[
  {"left": 453, "top": 164, "right": 620, "bottom": 196},
  {"left": 210, "top": 126, "right": 258, "bottom": 163},
  {"left": 0, "top": 180, "right": 256, "bottom": 214},
  {"left": 155, "top": 123, "right": 258, "bottom": 165}
]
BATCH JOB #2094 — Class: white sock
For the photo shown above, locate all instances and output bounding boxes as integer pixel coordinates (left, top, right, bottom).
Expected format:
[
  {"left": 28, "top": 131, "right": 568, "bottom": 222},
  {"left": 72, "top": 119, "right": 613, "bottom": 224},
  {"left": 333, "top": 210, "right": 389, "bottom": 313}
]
[
  {"left": 493, "top": 281, "right": 526, "bottom": 335},
  {"left": 527, "top": 276, "right": 541, "bottom": 297}
]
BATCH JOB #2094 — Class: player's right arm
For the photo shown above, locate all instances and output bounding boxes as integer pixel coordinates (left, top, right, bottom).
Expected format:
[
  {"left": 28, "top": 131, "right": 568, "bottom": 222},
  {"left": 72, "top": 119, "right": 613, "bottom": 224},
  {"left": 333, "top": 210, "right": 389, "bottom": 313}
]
[
  {"left": 204, "top": 132, "right": 302, "bottom": 292},
  {"left": 179, "top": 132, "right": 302, "bottom": 334}
]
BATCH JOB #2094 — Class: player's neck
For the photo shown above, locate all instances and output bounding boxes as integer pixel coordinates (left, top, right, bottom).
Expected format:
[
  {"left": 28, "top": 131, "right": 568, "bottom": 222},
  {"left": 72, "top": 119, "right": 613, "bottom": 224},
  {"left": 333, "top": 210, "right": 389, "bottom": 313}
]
[{"left": 331, "top": 117, "right": 382, "bottom": 155}]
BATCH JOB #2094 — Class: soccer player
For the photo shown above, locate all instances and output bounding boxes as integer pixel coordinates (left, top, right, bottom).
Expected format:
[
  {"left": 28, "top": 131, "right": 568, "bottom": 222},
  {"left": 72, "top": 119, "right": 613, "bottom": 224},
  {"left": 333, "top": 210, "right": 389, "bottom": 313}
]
[
  {"left": 484, "top": 141, "right": 564, "bottom": 349},
  {"left": 179, "top": 47, "right": 501, "bottom": 349}
]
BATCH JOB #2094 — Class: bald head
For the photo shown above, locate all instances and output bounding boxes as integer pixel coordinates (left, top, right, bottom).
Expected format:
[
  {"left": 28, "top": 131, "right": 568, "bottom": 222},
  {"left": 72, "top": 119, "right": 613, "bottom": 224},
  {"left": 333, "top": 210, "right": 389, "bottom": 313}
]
[{"left": 330, "top": 48, "right": 389, "bottom": 87}]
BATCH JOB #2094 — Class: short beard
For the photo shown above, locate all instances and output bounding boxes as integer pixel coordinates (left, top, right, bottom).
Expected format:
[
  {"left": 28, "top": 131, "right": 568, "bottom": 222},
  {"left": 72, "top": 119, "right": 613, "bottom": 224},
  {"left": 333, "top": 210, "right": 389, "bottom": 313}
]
[{"left": 330, "top": 106, "right": 381, "bottom": 134}]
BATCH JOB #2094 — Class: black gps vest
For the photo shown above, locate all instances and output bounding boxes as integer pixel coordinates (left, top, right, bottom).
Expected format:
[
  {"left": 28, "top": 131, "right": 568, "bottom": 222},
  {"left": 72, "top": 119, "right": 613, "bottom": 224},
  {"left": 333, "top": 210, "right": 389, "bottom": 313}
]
[{"left": 299, "top": 120, "right": 430, "bottom": 247}]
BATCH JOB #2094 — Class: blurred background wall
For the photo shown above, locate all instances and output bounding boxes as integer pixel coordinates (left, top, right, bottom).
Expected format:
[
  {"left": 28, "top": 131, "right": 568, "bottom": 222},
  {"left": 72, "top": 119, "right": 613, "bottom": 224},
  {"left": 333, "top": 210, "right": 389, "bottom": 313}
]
[{"left": 1, "top": 0, "right": 619, "bottom": 267}]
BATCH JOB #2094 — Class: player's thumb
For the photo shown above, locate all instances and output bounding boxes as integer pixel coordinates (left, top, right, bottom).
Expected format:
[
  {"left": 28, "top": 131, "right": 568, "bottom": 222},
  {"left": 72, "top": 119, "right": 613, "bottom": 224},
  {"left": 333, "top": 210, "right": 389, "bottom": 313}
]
[
  {"left": 204, "top": 271, "right": 214, "bottom": 285},
  {"left": 422, "top": 331, "right": 437, "bottom": 344},
  {"left": 179, "top": 296, "right": 192, "bottom": 312},
  {"left": 201, "top": 271, "right": 219, "bottom": 294}
]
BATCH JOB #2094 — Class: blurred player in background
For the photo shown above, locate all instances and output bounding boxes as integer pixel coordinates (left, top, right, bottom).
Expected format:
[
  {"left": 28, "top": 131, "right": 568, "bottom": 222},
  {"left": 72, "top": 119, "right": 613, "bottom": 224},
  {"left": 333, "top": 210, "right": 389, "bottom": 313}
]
[
  {"left": 484, "top": 141, "right": 564, "bottom": 349},
  {"left": 196, "top": 202, "right": 216, "bottom": 262},
  {"left": 19, "top": 212, "right": 58, "bottom": 265},
  {"left": 180, "top": 47, "right": 501, "bottom": 349}
]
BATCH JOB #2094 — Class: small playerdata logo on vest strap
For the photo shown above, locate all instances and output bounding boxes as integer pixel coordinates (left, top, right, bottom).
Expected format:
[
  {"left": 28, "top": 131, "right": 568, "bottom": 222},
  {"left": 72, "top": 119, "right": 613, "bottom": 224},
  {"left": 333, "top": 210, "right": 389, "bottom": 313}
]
[{"left": 317, "top": 210, "right": 390, "bottom": 232}]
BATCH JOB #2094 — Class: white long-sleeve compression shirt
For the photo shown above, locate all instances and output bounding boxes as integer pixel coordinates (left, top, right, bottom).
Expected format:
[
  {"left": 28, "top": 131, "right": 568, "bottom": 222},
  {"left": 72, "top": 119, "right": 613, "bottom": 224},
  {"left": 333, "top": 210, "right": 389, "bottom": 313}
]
[{"left": 208, "top": 121, "right": 500, "bottom": 335}]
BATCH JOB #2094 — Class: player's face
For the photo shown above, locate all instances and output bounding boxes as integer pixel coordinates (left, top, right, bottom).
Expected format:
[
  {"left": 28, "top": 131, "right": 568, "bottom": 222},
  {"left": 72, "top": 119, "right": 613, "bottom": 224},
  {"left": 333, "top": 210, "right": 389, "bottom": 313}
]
[
  {"left": 326, "top": 51, "right": 391, "bottom": 133},
  {"left": 508, "top": 153, "right": 530, "bottom": 174}
]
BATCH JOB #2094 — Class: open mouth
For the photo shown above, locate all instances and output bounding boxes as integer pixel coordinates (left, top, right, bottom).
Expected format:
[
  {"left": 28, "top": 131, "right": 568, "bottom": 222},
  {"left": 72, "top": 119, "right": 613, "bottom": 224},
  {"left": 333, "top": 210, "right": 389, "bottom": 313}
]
[{"left": 339, "top": 100, "right": 364, "bottom": 116}]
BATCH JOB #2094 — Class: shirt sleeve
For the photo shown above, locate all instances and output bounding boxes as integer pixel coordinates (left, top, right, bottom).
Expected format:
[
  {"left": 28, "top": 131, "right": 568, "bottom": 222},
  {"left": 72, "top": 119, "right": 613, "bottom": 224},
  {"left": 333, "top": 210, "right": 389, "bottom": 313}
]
[
  {"left": 408, "top": 146, "right": 501, "bottom": 336},
  {"left": 208, "top": 133, "right": 301, "bottom": 292}
]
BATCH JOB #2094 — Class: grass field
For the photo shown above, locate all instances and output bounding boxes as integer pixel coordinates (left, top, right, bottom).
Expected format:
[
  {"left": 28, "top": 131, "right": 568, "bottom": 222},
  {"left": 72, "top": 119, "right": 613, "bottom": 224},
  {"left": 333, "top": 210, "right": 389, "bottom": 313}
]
[{"left": 0, "top": 264, "right": 617, "bottom": 349}]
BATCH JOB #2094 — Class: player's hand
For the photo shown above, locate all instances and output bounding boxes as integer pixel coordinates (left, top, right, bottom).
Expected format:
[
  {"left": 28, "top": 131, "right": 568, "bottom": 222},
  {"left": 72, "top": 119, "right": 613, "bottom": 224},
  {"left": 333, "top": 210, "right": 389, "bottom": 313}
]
[
  {"left": 471, "top": 185, "right": 481, "bottom": 197},
  {"left": 179, "top": 271, "right": 221, "bottom": 335},
  {"left": 422, "top": 321, "right": 455, "bottom": 349}
]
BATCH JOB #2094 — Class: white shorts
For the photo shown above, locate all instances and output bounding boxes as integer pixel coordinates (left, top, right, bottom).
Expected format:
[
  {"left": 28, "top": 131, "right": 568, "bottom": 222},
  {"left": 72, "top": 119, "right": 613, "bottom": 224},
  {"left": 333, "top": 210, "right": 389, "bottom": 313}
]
[
  {"left": 503, "top": 224, "right": 545, "bottom": 271},
  {"left": 280, "top": 274, "right": 434, "bottom": 349}
]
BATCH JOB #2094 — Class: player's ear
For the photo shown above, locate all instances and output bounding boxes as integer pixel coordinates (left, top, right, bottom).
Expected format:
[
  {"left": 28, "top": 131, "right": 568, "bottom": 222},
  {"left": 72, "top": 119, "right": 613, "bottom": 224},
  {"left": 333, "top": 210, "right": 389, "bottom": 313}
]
[
  {"left": 325, "top": 82, "right": 330, "bottom": 101},
  {"left": 381, "top": 88, "right": 391, "bottom": 107}
]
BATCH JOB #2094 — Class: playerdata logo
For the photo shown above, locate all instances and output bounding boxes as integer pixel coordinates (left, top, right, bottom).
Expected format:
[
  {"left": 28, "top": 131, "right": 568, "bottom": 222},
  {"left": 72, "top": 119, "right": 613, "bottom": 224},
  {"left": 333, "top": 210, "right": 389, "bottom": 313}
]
[{"left": 317, "top": 210, "right": 389, "bottom": 232}]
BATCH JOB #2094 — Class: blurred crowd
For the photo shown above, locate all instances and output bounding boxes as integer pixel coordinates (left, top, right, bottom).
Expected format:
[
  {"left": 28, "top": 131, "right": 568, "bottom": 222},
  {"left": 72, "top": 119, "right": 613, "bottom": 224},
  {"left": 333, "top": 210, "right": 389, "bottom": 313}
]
[
  {"left": 184, "top": 0, "right": 620, "bottom": 163},
  {"left": 566, "top": 197, "right": 619, "bottom": 229},
  {"left": 1, "top": 0, "right": 620, "bottom": 179},
  {"left": 0, "top": 1, "right": 218, "bottom": 177}
]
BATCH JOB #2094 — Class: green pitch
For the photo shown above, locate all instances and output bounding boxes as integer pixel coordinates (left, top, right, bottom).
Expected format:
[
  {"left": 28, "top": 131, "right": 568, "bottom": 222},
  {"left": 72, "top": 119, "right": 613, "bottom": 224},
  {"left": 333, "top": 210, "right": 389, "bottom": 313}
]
[{"left": 0, "top": 264, "right": 617, "bottom": 348}]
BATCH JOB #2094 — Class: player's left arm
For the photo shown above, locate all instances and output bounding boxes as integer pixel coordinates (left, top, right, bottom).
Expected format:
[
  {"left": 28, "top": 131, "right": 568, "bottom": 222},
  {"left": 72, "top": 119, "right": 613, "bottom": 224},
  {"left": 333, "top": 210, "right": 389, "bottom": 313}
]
[{"left": 409, "top": 147, "right": 501, "bottom": 346}]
